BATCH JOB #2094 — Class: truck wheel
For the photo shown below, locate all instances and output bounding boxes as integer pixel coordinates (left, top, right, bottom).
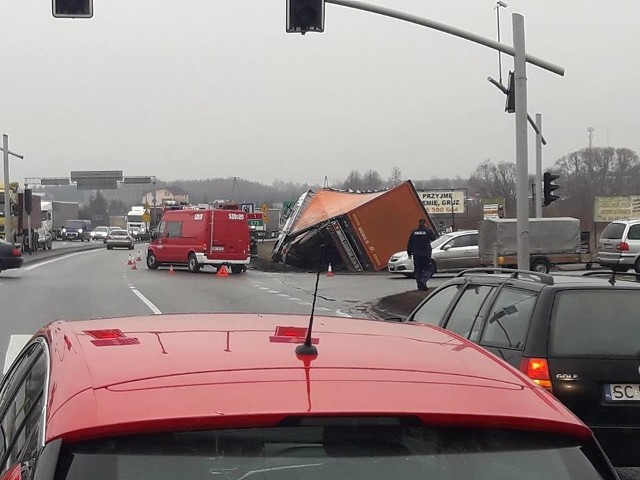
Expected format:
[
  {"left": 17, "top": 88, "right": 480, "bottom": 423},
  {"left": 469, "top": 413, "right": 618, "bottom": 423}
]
[
  {"left": 531, "top": 259, "right": 551, "bottom": 274},
  {"left": 231, "top": 265, "right": 244, "bottom": 274},
  {"left": 188, "top": 253, "right": 201, "bottom": 273},
  {"left": 147, "top": 252, "right": 159, "bottom": 270},
  {"left": 585, "top": 262, "right": 593, "bottom": 270}
]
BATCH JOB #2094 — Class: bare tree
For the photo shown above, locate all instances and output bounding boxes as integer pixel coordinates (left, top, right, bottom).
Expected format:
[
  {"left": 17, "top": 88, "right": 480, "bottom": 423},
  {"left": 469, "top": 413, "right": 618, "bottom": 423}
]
[
  {"left": 388, "top": 166, "right": 402, "bottom": 186},
  {"left": 342, "top": 170, "right": 363, "bottom": 191},
  {"left": 362, "top": 169, "right": 383, "bottom": 191}
]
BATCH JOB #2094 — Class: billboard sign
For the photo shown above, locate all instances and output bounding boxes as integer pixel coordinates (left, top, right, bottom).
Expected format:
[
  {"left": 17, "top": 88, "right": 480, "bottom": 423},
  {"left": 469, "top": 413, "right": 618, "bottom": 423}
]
[
  {"left": 417, "top": 189, "right": 467, "bottom": 215},
  {"left": 594, "top": 196, "right": 640, "bottom": 223}
]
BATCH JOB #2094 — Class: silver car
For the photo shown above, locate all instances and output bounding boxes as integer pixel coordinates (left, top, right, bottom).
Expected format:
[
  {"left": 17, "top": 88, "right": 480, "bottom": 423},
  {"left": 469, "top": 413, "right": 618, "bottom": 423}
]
[
  {"left": 388, "top": 230, "right": 479, "bottom": 277},
  {"left": 106, "top": 229, "right": 134, "bottom": 250},
  {"left": 598, "top": 219, "right": 640, "bottom": 273}
]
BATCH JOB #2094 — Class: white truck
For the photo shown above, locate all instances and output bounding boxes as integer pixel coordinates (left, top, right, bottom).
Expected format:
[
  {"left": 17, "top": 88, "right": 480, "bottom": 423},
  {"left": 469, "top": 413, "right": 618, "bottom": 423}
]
[
  {"left": 41, "top": 201, "right": 80, "bottom": 240},
  {"left": 126, "top": 206, "right": 148, "bottom": 239}
]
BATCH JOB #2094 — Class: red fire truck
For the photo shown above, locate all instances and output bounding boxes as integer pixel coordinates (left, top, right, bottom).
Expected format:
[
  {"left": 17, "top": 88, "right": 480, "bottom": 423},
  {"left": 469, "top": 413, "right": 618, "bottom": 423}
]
[{"left": 146, "top": 206, "right": 250, "bottom": 273}]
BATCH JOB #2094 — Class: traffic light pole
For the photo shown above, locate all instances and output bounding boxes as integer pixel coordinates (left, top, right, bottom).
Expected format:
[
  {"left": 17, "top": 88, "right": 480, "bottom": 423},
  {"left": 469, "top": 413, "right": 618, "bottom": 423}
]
[
  {"left": 321, "top": 1, "right": 563, "bottom": 270},
  {"left": 324, "top": 0, "right": 565, "bottom": 75},
  {"left": 513, "top": 14, "right": 529, "bottom": 271}
]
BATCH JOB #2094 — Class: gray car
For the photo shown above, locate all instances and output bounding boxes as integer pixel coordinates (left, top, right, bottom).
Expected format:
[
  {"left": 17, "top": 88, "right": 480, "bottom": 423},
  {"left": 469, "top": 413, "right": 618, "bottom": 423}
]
[
  {"left": 388, "top": 230, "right": 479, "bottom": 276},
  {"left": 106, "top": 229, "right": 134, "bottom": 250},
  {"left": 598, "top": 219, "right": 640, "bottom": 272}
]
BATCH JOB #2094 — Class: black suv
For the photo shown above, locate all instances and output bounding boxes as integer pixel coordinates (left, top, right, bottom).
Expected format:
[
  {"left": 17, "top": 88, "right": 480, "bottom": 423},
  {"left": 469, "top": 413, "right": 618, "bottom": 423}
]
[{"left": 405, "top": 268, "right": 640, "bottom": 467}]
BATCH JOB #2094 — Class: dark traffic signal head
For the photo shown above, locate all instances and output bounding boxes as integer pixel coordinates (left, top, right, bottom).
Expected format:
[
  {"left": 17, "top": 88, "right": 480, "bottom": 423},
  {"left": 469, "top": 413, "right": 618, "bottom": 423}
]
[
  {"left": 286, "top": 0, "right": 325, "bottom": 34},
  {"left": 505, "top": 71, "right": 515, "bottom": 114},
  {"left": 543, "top": 172, "right": 560, "bottom": 207},
  {"left": 52, "top": 0, "right": 93, "bottom": 18},
  {"left": 24, "top": 189, "right": 33, "bottom": 215}
]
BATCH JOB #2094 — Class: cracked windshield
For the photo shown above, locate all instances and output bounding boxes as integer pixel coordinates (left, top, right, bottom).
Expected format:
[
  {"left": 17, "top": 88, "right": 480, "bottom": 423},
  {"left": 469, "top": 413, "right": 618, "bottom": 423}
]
[{"left": 0, "top": 1, "right": 638, "bottom": 479}]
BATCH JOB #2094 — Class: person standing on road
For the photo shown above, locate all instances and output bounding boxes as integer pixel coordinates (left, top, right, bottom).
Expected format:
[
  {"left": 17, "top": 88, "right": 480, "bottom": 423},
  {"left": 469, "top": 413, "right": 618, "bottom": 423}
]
[{"left": 407, "top": 218, "right": 437, "bottom": 291}]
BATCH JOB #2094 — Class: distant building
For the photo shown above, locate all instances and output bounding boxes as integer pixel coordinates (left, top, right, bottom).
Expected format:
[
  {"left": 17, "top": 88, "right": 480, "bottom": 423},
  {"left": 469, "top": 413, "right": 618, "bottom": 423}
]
[{"left": 142, "top": 186, "right": 190, "bottom": 206}]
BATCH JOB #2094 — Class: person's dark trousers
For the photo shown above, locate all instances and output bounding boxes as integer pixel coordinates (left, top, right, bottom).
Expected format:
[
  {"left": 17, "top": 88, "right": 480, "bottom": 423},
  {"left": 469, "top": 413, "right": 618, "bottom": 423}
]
[{"left": 413, "top": 254, "right": 430, "bottom": 290}]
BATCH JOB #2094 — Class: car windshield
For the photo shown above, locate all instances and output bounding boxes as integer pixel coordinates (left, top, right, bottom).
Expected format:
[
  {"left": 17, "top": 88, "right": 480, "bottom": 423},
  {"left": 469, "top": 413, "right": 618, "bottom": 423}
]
[
  {"left": 550, "top": 289, "right": 640, "bottom": 357},
  {"left": 432, "top": 234, "right": 455, "bottom": 249},
  {"left": 59, "top": 426, "right": 603, "bottom": 480},
  {"left": 95, "top": 227, "right": 109, "bottom": 233},
  {"left": 600, "top": 223, "right": 626, "bottom": 240},
  {"left": 64, "top": 221, "right": 86, "bottom": 229}
]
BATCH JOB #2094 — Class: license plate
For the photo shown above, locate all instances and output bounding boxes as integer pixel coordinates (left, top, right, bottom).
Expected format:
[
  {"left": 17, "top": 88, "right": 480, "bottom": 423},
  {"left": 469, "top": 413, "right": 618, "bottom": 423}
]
[
  {"left": 604, "top": 384, "right": 640, "bottom": 401},
  {"left": 604, "top": 244, "right": 613, "bottom": 250}
]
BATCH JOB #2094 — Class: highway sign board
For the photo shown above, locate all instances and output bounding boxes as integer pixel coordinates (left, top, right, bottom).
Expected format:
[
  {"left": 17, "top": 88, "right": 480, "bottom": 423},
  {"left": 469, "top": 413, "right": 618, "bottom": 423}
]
[
  {"left": 40, "top": 177, "right": 70, "bottom": 186},
  {"left": 71, "top": 170, "right": 123, "bottom": 180},
  {"left": 123, "top": 176, "right": 153, "bottom": 184}
]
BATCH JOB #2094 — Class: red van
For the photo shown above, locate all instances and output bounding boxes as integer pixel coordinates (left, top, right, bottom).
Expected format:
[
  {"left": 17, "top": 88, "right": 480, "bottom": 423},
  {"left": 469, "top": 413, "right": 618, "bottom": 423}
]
[{"left": 146, "top": 208, "right": 250, "bottom": 273}]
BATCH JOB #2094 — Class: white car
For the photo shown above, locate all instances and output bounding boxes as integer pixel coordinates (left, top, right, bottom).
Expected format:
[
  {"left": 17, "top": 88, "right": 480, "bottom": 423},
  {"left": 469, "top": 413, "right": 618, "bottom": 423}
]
[{"left": 388, "top": 230, "right": 480, "bottom": 277}]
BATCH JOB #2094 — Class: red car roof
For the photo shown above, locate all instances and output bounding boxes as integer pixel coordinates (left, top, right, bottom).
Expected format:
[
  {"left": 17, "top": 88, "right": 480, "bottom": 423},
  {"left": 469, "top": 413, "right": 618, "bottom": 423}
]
[{"left": 40, "top": 314, "right": 590, "bottom": 443}]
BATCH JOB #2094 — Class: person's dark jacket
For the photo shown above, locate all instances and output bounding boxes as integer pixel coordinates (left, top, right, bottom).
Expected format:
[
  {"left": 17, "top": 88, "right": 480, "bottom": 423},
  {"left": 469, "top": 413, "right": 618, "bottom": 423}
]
[{"left": 407, "top": 226, "right": 436, "bottom": 257}]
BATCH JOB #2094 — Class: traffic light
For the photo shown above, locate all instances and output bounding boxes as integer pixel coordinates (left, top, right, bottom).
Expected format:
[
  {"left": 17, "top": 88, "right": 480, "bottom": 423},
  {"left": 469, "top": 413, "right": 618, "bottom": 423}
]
[
  {"left": 497, "top": 204, "right": 504, "bottom": 218},
  {"left": 24, "top": 189, "right": 33, "bottom": 215},
  {"left": 52, "top": 0, "right": 93, "bottom": 18},
  {"left": 505, "top": 71, "right": 515, "bottom": 113},
  {"left": 286, "top": 0, "right": 324, "bottom": 34},
  {"left": 543, "top": 172, "right": 560, "bottom": 207}
]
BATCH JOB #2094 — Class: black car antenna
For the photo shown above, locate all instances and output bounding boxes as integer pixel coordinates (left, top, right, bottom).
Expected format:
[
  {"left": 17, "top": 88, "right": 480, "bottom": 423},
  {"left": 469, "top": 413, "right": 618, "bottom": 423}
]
[{"left": 296, "top": 244, "right": 325, "bottom": 356}]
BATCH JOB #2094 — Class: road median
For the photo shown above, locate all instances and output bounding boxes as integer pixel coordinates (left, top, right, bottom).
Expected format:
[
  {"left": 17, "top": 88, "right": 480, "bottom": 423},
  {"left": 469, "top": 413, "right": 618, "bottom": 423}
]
[{"left": 21, "top": 242, "right": 106, "bottom": 265}]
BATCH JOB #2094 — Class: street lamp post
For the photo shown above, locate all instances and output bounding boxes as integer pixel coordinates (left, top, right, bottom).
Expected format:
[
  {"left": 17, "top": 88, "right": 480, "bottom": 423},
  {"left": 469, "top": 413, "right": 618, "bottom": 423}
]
[
  {"left": 1, "top": 134, "right": 23, "bottom": 243},
  {"left": 495, "top": 1, "right": 508, "bottom": 85}
]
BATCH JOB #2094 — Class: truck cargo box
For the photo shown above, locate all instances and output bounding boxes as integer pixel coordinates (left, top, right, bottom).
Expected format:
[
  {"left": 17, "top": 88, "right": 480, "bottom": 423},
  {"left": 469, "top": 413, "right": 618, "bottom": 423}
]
[{"left": 478, "top": 218, "right": 581, "bottom": 258}]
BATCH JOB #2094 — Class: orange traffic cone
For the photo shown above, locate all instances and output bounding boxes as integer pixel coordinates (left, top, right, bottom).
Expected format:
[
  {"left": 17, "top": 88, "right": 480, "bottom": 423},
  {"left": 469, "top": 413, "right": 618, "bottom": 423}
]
[
  {"left": 168, "top": 265, "right": 175, "bottom": 275},
  {"left": 135, "top": 251, "right": 142, "bottom": 262},
  {"left": 326, "top": 263, "right": 334, "bottom": 277},
  {"left": 126, "top": 254, "right": 133, "bottom": 266},
  {"left": 217, "top": 265, "right": 229, "bottom": 278},
  {"left": 130, "top": 260, "right": 137, "bottom": 270}
]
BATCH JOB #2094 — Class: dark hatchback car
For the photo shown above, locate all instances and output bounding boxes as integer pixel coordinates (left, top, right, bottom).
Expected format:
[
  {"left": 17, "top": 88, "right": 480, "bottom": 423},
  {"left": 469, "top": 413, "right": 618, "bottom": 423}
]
[
  {"left": 0, "top": 239, "right": 23, "bottom": 274},
  {"left": 405, "top": 268, "right": 640, "bottom": 466}
]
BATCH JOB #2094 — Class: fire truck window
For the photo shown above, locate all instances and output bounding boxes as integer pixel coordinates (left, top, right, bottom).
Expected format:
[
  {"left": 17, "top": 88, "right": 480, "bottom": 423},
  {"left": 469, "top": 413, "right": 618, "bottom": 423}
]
[{"left": 166, "top": 222, "right": 183, "bottom": 238}]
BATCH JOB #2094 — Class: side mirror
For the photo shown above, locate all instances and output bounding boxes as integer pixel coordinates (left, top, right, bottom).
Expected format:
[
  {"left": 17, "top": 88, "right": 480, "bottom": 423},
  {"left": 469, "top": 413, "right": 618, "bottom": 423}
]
[{"left": 442, "top": 244, "right": 451, "bottom": 251}]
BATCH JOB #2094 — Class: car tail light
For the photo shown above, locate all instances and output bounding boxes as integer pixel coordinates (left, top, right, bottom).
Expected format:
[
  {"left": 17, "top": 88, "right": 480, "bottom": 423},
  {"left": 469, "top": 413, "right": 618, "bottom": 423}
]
[
  {"left": 617, "top": 241, "right": 630, "bottom": 251},
  {"left": 520, "top": 357, "right": 553, "bottom": 391},
  {"left": 11, "top": 248, "right": 20, "bottom": 256}
]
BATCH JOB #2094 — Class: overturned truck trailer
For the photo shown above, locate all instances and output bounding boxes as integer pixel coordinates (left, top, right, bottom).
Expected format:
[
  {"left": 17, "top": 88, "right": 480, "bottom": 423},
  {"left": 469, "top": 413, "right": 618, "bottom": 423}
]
[{"left": 272, "top": 181, "right": 436, "bottom": 272}]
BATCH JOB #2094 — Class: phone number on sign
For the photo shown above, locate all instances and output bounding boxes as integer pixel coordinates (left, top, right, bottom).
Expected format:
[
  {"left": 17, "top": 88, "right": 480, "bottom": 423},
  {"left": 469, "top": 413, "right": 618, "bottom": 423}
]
[{"left": 427, "top": 207, "right": 464, "bottom": 214}]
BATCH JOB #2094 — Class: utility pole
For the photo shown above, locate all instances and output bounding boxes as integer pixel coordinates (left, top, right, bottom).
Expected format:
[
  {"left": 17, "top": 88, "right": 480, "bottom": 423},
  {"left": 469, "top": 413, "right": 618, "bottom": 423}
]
[
  {"left": 152, "top": 177, "right": 157, "bottom": 230},
  {"left": 2, "top": 134, "right": 23, "bottom": 243},
  {"left": 588, "top": 127, "right": 594, "bottom": 149},
  {"left": 535, "top": 113, "right": 543, "bottom": 218},
  {"left": 513, "top": 14, "right": 529, "bottom": 271}
]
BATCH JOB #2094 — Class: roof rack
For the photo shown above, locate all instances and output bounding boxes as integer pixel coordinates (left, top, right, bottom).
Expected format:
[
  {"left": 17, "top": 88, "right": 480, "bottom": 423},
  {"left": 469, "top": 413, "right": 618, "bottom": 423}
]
[
  {"left": 582, "top": 271, "right": 640, "bottom": 280},
  {"left": 455, "top": 267, "right": 554, "bottom": 285}
]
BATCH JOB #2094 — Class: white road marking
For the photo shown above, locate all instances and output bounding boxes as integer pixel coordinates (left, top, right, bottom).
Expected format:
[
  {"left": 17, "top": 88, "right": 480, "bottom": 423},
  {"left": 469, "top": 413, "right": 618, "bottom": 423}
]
[
  {"left": 335, "top": 309, "right": 353, "bottom": 318},
  {"left": 317, "top": 307, "right": 331, "bottom": 312},
  {"left": 128, "top": 284, "right": 162, "bottom": 315},
  {"left": 23, "top": 249, "right": 101, "bottom": 271},
  {"left": 258, "top": 287, "right": 269, "bottom": 290},
  {"left": 3, "top": 335, "right": 32, "bottom": 374},
  {"left": 267, "top": 290, "right": 279, "bottom": 294},
  {"left": 286, "top": 297, "right": 299, "bottom": 301},
  {"left": 276, "top": 293, "right": 290, "bottom": 297}
]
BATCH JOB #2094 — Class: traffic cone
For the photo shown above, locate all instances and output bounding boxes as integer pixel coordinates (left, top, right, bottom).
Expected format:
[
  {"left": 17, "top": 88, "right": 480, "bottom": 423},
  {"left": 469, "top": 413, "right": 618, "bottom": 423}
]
[
  {"left": 217, "top": 265, "right": 229, "bottom": 278},
  {"left": 130, "top": 260, "right": 137, "bottom": 270},
  {"left": 126, "top": 254, "right": 133, "bottom": 266},
  {"left": 135, "top": 251, "right": 142, "bottom": 262},
  {"left": 326, "top": 263, "right": 334, "bottom": 277},
  {"left": 168, "top": 265, "right": 175, "bottom": 275}
]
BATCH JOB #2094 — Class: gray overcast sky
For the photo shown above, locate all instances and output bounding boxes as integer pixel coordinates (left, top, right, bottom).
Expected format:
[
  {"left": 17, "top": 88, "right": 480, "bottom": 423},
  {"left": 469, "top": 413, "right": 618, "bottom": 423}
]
[{"left": 1, "top": 1, "right": 638, "bottom": 185}]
